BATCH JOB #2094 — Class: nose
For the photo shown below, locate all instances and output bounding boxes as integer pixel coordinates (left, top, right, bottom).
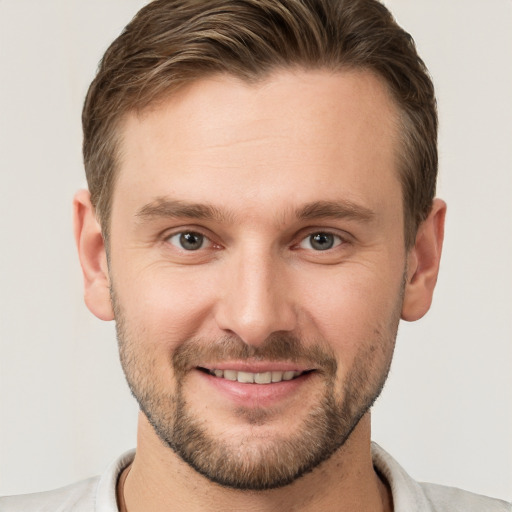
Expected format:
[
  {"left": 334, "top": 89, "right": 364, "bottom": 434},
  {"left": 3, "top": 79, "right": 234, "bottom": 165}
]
[{"left": 214, "top": 246, "right": 297, "bottom": 347}]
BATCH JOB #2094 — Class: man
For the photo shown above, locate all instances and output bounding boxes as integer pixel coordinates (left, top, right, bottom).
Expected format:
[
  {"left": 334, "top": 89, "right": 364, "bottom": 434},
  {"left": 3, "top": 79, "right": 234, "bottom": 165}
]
[{"left": 1, "top": 0, "right": 509, "bottom": 511}]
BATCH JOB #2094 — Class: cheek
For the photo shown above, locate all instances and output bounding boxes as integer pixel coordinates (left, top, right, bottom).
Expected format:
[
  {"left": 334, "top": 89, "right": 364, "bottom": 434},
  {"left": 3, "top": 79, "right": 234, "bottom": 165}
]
[
  {"left": 112, "top": 263, "right": 219, "bottom": 349},
  {"left": 298, "top": 269, "right": 402, "bottom": 403},
  {"left": 297, "top": 263, "right": 403, "bottom": 351}
]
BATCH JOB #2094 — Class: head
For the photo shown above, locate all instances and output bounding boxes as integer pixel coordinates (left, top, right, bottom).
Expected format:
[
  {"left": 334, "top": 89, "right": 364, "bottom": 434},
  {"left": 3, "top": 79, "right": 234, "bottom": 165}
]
[
  {"left": 83, "top": 0, "right": 437, "bottom": 250},
  {"left": 75, "top": 0, "right": 445, "bottom": 492}
]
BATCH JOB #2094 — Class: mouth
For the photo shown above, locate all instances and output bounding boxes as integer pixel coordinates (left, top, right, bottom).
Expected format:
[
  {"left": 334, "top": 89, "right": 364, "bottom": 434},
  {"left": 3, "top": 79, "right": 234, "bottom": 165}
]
[{"left": 198, "top": 367, "right": 313, "bottom": 384}]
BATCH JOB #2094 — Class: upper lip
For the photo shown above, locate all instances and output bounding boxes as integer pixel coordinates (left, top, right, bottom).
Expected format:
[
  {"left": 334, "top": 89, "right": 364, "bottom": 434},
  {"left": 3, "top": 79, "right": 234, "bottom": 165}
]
[{"left": 197, "top": 361, "right": 314, "bottom": 373}]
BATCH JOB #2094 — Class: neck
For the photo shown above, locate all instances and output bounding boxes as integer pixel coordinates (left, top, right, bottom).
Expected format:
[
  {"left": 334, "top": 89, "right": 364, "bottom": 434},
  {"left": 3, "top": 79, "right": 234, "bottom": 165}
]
[{"left": 119, "top": 412, "right": 392, "bottom": 512}]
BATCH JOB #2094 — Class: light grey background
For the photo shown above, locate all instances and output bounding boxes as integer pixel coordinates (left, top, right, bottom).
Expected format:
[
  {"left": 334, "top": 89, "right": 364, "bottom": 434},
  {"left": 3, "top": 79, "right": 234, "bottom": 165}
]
[{"left": 0, "top": 0, "right": 511, "bottom": 501}]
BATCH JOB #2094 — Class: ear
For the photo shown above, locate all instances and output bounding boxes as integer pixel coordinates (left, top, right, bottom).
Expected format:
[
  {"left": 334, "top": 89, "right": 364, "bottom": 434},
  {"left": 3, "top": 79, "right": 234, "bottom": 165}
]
[
  {"left": 73, "top": 189, "right": 114, "bottom": 321},
  {"left": 401, "top": 198, "right": 446, "bottom": 322}
]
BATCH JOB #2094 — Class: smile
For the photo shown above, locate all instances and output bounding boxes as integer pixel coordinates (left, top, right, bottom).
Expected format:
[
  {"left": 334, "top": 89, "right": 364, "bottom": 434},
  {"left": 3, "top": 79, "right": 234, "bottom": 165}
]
[{"left": 203, "top": 368, "right": 309, "bottom": 384}]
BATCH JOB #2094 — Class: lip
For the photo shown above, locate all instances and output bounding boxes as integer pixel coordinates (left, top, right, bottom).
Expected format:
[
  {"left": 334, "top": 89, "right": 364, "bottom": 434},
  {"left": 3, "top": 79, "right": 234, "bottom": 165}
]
[
  {"left": 194, "top": 366, "right": 315, "bottom": 407},
  {"left": 197, "top": 360, "right": 313, "bottom": 373}
]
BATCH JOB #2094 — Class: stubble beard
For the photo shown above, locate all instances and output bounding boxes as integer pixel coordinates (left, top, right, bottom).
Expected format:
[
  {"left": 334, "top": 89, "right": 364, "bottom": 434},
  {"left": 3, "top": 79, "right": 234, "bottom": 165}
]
[{"left": 112, "top": 290, "right": 401, "bottom": 491}]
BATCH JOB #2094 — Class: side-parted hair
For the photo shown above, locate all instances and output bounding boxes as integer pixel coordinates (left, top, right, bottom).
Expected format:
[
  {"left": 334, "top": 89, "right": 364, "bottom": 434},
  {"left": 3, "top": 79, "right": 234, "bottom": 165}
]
[{"left": 83, "top": 0, "right": 437, "bottom": 248}]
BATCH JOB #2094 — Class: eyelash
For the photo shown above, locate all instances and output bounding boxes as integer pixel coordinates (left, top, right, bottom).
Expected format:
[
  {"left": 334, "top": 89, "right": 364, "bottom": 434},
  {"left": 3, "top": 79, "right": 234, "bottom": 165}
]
[
  {"left": 298, "top": 232, "right": 343, "bottom": 251},
  {"left": 166, "top": 231, "right": 213, "bottom": 251},
  {"left": 164, "top": 229, "right": 348, "bottom": 253}
]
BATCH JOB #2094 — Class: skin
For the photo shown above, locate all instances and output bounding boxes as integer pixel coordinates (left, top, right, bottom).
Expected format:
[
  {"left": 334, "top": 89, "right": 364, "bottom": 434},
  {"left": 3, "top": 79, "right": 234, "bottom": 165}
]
[{"left": 74, "top": 69, "right": 445, "bottom": 511}]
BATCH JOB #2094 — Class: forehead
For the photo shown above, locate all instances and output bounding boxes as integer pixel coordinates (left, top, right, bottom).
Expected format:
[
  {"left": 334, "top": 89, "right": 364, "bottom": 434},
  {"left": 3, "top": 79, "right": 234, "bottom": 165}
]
[{"left": 113, "top": 69, "right": 402, "bottom": 225}]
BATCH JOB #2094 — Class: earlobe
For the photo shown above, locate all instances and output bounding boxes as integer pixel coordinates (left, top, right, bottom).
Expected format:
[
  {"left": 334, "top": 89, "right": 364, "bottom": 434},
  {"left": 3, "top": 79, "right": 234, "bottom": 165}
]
[
  {"left": 73, "top": 189, "right": 114, "bottom": 321},
  {"left": 401, "top": 198, "right": 446, "bottom": 322}
]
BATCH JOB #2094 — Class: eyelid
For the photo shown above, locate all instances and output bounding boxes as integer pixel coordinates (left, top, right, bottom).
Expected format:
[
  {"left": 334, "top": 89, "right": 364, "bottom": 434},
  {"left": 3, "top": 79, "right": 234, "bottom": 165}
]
[
  {"left": 162, "top": 226, "right": 219, "bottom": 249},
  {"left": 159, "top": 225, "right": 351, "bottom": 252},
  {"left": 167, "top": 232, "right": 211, "bottom": 250},
  {"left": 298, "top": 231, "right": 344, "bottom": 250}
]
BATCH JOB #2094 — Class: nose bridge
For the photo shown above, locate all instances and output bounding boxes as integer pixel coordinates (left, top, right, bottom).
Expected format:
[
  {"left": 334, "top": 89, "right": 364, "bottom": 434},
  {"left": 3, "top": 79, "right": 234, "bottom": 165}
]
[{"left": 215, "top": 242, "right": 296, "bottom": 346}]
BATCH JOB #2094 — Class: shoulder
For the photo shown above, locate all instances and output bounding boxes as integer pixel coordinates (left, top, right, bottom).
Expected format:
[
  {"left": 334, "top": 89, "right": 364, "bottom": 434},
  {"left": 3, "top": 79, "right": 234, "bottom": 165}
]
[
  {"left": 0, "top": 476, "right": 99, "bottom": 512},
  {"left": 371, "top": 442, "right": 511, "bottom": 512},
  {"left": 419, "top": 482, "right": 511, "bottom": 512},
  {"left": 0, "top": 449, "right": 135, "bottom": 512}
]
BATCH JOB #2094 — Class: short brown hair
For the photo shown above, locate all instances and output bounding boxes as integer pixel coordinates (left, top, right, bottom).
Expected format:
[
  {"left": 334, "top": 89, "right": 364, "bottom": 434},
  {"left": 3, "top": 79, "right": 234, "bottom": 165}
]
[{"left": 83, "top": 0, "right": 437, "bottom": 248}]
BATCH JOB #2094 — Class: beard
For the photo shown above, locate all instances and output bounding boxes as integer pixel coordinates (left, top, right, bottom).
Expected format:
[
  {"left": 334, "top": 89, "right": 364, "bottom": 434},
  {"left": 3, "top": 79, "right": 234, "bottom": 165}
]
[{"left": 113, "top": 290, "right": 400, "bottom": 491}]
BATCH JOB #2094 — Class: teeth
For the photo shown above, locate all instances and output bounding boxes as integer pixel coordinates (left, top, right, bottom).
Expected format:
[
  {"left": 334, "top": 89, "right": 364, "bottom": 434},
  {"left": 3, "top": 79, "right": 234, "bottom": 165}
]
[
  {"left": 271, "top": 371, "right": 283, "bottom": 382},
  {"left": 208, "top": 369, "right": 304, "bottom": 384},
  {"left": 254, "top": 372, "right": 272, "bottom": 384},
  {"left": 223, "top": 370, "right": 237, "bottom": 381},
  {"left": 237, "top": 371, "right": 254, "bottom": 383}
]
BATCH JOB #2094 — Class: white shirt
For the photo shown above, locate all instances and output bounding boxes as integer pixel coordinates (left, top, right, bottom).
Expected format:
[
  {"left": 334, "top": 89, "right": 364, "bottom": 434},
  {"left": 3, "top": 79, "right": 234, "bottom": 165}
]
[{"left": 1, "top": 443, "right": 510, "bottom": 511}]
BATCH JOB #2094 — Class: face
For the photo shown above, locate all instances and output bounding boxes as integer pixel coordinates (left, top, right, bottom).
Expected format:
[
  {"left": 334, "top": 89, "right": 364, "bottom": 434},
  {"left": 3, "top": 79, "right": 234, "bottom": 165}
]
[{"left": 108, "top": 70, "right": 407, "bottom": 489}]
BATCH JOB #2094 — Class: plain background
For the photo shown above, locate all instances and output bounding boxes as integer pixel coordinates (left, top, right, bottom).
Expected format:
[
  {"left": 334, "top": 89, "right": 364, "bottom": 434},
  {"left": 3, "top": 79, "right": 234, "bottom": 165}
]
[{"left": 0, "top": 0, "right": 511, "bottom": 502}]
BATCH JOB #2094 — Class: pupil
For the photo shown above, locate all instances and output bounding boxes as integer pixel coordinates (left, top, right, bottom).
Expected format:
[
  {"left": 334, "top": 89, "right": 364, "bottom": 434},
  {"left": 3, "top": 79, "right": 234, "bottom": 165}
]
[
  {"left": 180, "top": 232, "right": 203, "bottom": 250},
  {"left": 311, "top": 233, "right": 334, "bottom": 250}
]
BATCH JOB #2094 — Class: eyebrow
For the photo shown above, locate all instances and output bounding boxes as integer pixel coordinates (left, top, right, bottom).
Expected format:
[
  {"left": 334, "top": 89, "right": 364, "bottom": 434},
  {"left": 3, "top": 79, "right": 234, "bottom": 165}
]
[
  {"left": 295, "top": 200, "right": 375, "bottom": 222},
  {"left": 135, "top": 197, "right": 375, "bottom": 224},
  {"left": 136, "top": 197, "right": 232, "bottom": 223}
]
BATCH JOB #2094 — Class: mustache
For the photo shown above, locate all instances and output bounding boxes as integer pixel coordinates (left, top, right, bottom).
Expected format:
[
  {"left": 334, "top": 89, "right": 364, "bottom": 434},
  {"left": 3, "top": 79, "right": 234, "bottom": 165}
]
[{"left": 172, "top": 332, "right": 338, "bottom": 377}]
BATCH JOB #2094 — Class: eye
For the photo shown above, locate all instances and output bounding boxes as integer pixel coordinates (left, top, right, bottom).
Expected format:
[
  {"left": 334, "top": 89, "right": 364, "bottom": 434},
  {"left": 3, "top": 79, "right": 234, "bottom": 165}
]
[
  {"left": 299, "top": 232, "right": 342, "bottom": 251},
  {"left": 167, "top": 231, "right": 210, "bottom": 251}
]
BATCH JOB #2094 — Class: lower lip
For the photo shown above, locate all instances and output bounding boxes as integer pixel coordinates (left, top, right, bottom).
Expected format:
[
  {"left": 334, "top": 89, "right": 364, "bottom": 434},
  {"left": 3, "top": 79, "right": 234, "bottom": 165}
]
[{"left": 195, "top": 369, "right": 314, "bottom": 408}]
